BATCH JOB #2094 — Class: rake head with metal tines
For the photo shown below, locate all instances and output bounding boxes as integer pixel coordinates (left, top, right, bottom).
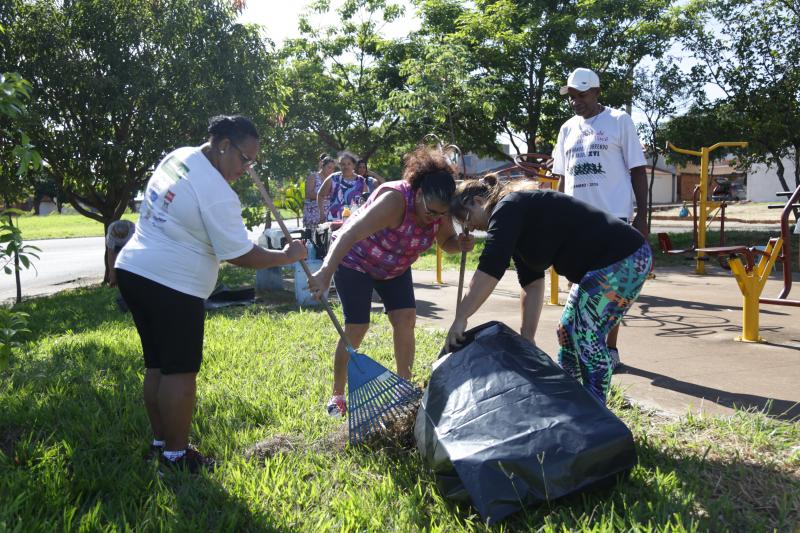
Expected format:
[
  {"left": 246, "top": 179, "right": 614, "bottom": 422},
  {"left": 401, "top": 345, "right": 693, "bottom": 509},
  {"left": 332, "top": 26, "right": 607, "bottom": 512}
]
[{"left": 347, "top": 350, "right": 423, "bottom": 445}]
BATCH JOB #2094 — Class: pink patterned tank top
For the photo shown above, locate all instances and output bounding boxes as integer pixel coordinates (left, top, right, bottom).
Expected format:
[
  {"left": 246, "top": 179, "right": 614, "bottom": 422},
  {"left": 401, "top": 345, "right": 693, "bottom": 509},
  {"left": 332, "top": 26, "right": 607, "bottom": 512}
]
[{"left": 340, "top": 181, "right": 439, "bottom": 280}]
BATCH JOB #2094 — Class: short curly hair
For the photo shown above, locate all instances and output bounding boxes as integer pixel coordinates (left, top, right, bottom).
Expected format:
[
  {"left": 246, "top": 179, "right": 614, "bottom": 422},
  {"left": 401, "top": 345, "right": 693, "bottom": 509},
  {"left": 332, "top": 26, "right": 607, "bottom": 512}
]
[{"left": 402, "top": 147, "right": 456, "bottom": 204}]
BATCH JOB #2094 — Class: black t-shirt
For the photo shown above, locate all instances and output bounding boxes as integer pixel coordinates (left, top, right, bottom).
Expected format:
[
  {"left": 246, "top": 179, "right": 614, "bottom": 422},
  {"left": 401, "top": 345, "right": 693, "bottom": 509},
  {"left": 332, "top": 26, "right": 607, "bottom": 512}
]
[{"left": 477, "top": 190, "right": 645, "bottom": 285}]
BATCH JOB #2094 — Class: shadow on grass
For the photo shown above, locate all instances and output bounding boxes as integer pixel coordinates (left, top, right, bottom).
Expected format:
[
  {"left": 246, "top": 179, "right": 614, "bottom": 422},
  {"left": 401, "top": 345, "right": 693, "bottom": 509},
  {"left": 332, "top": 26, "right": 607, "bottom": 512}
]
[
  {"left": 0, "top": 336, "right": 281, "bottom": 530},
  {"left": 14, "top": 281, "right": 325, "bottom": 344},
  {"left": 355, "top": 427, "right": 798, "bottom": 531},
  {"left": 159, "top": 473, "right": 278, "bottom": 531}
]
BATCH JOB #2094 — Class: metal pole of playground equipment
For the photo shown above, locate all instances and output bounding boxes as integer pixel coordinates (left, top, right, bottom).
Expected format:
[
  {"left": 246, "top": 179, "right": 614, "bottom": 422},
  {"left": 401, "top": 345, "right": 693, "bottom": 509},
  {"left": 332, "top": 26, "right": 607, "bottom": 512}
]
[
  {"left": 514, "top": 156, "right": 562, "bottom": 306},
  {"left": 548, "top": 268, "right": 559, "bottom": 305},
  {"left": 667, "top": 141, "right": 748, "bottom": 274},
  {"left": 541, "top": 178, "right": 561, "bottom": 305}
]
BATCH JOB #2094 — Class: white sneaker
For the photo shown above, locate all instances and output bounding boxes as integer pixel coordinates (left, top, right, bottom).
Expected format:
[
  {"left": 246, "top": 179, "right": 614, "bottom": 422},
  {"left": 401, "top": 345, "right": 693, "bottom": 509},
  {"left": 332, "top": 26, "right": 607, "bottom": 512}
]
[{"left": 326, "top": 395, "right": 346, "bottom": 417}]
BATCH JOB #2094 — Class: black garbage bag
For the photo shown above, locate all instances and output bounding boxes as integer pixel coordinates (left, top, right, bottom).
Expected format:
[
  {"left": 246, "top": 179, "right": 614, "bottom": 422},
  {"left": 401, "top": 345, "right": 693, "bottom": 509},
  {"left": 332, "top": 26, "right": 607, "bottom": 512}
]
[
  {"left": 414, "top": 321, "right": 637, "bottom": 524},
  {"left": 204, "top": 285, "right": 256, "bottom": 310}
]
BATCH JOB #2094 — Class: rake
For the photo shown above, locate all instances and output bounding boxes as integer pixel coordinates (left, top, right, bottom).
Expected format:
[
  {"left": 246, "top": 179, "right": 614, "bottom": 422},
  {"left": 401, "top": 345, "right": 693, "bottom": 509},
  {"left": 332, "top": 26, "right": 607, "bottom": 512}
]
[{"left": 248, "top": 169, "right": 422, "bottom": 445}]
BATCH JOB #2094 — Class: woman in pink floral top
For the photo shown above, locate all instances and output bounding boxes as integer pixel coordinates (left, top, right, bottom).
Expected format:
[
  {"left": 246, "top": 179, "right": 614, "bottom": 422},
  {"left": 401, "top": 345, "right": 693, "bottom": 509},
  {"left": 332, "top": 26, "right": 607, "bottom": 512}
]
[{"left": 310, "top": 147, "right": 475, "bottom": 417}]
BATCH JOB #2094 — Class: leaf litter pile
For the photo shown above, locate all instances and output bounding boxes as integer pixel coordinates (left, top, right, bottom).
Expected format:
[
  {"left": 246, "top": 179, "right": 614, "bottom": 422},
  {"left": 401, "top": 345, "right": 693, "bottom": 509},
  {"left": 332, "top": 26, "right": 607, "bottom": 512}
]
[{"left": 244, "top": 399, "right": 421, "bottom": 462}]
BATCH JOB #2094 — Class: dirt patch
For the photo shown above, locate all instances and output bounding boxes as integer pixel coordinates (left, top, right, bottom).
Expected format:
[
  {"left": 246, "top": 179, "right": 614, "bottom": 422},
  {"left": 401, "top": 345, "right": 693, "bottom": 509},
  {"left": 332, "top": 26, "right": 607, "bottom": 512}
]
[
  {"left": 244, "top": 434, "right": 304, "bottom": 461},
  {"left": 245, "top": 425, "right": 349, "bottom": 463},
  {"left": 244, "top": 403, "right": 421, "bottom": 462}
]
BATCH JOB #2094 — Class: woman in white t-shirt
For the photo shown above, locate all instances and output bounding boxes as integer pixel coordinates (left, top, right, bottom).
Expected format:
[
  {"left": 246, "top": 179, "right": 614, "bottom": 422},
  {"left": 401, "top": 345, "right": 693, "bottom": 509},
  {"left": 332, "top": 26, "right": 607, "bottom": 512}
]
[{"left": 115, "top": 115, "right": 307, "bottom": 473}]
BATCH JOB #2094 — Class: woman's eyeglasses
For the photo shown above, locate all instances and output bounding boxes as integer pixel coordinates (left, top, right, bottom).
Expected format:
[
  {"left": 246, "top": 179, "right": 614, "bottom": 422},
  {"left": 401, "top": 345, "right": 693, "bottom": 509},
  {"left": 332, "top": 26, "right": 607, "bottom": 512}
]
[
  {"left": 420, "top": 193, "right": 447, "bottom": 219},
  {"left": 229, "top": 141, "right": 257, "bottom": 170}
]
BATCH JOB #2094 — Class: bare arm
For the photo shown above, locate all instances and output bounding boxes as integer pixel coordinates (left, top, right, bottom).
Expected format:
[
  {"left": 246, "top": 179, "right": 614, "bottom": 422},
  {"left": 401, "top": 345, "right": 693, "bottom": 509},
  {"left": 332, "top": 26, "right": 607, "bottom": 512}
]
[
  {"left": 435, "top": 216, "right": 474, "bottom": 253},
  {"left": 555, "top": 173, "right": 565, "bottom": 192},
  {"left": 107, "top": 249, "right": 119, "bottom": 286},
  {"left": 444, "top": 269, "right": 500, "bottom": 350},
  {"left": 630, "top": 165, "right": 649, "bottom": 237},
  {"left": 309, "top": 190, "right": 405, "bottom": 296},
  {"left": 519, "top": 277, "right": 545, "bottom": 345},
  {"left": 305, "top": 173, "right": 317, "bottom": 201},
  {"left": 317, "top": 176, "right": 332, "bottom": 220},
  {"left": 227, "top": 242, "right": 306, "bottom": 269}
]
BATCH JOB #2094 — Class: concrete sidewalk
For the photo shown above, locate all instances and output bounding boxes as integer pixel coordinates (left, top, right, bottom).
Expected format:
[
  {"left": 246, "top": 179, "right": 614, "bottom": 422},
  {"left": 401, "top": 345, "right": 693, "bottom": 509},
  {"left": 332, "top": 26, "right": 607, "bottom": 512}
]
[{"left": 410, "top": 267, "right": 800, "bottom": 421}]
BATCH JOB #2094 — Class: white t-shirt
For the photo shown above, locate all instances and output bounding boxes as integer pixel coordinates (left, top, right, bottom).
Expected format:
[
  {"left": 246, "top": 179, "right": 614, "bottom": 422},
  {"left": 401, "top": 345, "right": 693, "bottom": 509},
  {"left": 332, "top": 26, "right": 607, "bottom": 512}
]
[
  {"left": 552, "top": 107, "right": 646, "bottom": 218},
  {"left": 115, "top": 146, "right": 253, "bottom": 298}
]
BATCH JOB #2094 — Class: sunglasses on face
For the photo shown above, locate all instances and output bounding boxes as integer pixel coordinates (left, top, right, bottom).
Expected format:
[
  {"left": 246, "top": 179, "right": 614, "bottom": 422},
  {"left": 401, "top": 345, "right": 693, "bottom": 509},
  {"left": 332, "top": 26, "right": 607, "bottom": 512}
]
[{"left": 229, "top": 140, "right": 256, "bottom": 170}]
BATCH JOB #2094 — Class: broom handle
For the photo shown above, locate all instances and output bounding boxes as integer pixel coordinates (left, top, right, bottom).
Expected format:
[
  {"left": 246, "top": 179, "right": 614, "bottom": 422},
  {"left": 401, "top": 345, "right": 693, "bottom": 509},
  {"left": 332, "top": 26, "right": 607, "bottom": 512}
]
[
  {"left": 456, "top": 228, "right": 469, "bottom": 314},
  {"left": 456, "top": 250, "right": 467, "bottom": 312},
  {"left": 248, "top": 168, "right": 353, "bottom": 350}
]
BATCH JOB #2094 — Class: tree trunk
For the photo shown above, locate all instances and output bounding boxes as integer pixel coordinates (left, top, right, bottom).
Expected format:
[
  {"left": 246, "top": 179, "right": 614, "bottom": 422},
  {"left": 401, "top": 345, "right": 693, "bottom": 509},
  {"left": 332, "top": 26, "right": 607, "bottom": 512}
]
[
  {"left": 6, "top": 214, "right": 22, "bottom": 304},
  {"left": 14, "top": 249, "right": 21, "bottom": 304},
  {"left": 775, "top": 158, "right": 790, "bottom": 192},
  {"left": 265, "top": 179, "right": 272, "bottom": 228},
  {"left": 103, "top": 221, "right": 111, "bottom": 284}
]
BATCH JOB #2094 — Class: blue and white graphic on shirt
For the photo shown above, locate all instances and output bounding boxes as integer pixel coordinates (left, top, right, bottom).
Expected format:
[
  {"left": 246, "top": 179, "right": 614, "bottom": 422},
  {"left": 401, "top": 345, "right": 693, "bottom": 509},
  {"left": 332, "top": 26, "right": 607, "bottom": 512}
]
[
  {"left": 141, "top": 153, "right": 189, "bottom": 226},
  {"left": 115, "top": 146, "right": 253, "bottom": 299},
  {"left": 552, "top": 107, "right": 646, "bottom": 219}
]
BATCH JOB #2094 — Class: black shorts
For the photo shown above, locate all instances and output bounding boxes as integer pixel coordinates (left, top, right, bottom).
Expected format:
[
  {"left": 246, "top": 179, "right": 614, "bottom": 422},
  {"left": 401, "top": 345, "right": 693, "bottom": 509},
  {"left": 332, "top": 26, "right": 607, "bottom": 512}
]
[
  {"left": 116, "top": 269, "right": 205, "bottom": 374},
  {"left": 333, "top": 266, "right": 416, "bottom": 324}
]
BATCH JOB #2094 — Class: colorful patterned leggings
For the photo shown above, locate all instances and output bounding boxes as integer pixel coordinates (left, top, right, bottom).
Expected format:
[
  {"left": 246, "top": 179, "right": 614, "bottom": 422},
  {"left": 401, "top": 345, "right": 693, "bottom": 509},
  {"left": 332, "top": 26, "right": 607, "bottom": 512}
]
[{"left": 557, "top": 243, "right": 653, "bottom": 404}]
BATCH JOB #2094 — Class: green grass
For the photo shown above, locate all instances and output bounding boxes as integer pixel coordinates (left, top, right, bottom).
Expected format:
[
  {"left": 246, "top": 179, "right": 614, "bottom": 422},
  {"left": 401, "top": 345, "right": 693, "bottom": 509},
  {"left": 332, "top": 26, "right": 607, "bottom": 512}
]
[
  {"left": 14, "top": 210, "right": 297, "bottom": 241},
  {"left": 15, "top": 213, "right": 140, "bottom": 240},
  {"left": 0, "top": 272, "right": 797, "bottom": 531}
]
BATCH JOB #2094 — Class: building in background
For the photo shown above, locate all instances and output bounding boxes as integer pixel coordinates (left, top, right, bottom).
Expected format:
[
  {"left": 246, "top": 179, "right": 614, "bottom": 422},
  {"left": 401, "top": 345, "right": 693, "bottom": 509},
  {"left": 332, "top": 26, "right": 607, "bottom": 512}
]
[{"left": 745, "top": 155, "right": 798, "bottom": 202}]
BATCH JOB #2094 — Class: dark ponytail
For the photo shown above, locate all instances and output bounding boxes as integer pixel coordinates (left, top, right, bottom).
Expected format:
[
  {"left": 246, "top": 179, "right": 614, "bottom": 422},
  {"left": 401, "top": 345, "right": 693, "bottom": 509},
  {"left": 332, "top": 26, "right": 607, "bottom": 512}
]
[
  {"left": 319, "top": 154, "right": 335, "bottom": 168},
  {"left": 208, "top": 115, "right": 260, "bottom": 144}
]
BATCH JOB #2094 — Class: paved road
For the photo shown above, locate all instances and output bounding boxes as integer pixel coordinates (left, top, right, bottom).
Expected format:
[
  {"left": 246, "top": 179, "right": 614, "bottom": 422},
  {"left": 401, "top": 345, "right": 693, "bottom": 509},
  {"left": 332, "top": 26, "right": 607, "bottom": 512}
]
[{"left": 0, "top": 236, "right": 107, "bottom": 303}]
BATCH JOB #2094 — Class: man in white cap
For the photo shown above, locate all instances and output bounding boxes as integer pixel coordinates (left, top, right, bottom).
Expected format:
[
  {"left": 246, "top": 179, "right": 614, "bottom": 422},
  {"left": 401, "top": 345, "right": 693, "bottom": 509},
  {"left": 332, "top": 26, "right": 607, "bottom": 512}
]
[{"left": 552, "top": 67, "right": 648, "bottom": 371}]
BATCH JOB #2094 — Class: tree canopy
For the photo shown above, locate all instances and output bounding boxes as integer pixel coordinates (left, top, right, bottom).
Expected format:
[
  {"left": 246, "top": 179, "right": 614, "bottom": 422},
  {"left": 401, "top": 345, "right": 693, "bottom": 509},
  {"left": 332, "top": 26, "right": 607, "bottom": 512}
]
[
  {"left": 4, "top": 0, "right": 284, "bottom": 228},
  {"left": 674, "top": 0, "right": 800, "bottom": 190},
  {"left": 3, "top": 0, "right": 798, "bottom": 233},
  {"left": 410, "top": 0, "right": 678, "bottom": 158}
]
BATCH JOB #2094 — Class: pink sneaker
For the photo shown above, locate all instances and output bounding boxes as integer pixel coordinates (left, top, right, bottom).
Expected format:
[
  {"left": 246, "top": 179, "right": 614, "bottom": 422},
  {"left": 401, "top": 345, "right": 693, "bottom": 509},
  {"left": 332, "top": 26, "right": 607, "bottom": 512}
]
[{"left": 326, "top": 395, "right": 347, "bottom": 417}]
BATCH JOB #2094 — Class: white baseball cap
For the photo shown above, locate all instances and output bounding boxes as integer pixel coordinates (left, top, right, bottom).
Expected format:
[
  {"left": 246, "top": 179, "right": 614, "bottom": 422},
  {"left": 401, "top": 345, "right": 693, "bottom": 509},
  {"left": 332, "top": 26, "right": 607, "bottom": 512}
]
[{"left": 559, "top": 68, "right": 600, "bottom": 95}]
